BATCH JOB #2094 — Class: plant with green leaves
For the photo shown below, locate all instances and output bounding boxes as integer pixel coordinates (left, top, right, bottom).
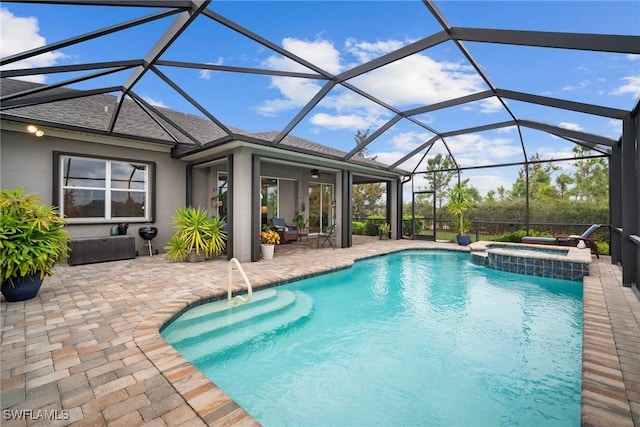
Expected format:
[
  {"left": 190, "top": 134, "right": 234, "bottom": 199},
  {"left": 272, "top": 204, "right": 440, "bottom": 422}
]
[
  {"left": 446, "top": 183, "right": 471, "bottom": 235},
  {"left": 164, "top": 207, "right": 226, "bottom": 261},
  {"left": 379, "top": 223, "right": 391, "bottom": 234},
  {"left": 0, "top": 187, "right": 70, "bottom": 285},
  {"left": 293, "top": 210, "right": 306, "bottom": 230}
]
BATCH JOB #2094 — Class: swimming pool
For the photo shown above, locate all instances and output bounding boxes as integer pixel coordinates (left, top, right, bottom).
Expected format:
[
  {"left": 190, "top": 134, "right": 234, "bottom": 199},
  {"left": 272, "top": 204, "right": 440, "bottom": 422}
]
[{"left": 161, "top": 250, "right": 583, "bottom": 426}]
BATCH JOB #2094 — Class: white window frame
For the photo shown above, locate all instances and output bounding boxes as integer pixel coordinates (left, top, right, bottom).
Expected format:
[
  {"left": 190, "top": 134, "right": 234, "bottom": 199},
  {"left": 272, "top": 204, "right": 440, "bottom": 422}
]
[{"left": 57, "top": 154, "right": 152, "bottom": 223}]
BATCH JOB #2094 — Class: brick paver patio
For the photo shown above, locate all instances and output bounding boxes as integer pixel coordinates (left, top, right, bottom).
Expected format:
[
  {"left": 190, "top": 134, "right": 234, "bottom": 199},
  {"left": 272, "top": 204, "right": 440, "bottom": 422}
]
[{"left": 1, "top": 237, "right": 638, "bottom": 426}]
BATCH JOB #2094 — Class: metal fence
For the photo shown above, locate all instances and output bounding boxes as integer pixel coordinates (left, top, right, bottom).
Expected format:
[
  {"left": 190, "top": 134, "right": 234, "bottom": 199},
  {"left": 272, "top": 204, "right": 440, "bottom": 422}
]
[{"left": 353, "top": 217, "right": 610, "bottom": 245}]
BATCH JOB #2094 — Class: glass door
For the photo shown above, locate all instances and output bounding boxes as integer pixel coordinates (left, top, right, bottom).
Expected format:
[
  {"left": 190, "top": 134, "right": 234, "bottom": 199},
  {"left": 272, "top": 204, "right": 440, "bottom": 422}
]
[
  {"left": 215, "top": 172, "right": 228, "bottom": 219},
  {"left": 308, "top": 183, "right": 334, "bottom": 233},
  {"left": 261, "top": 178, "right": 278, "bottom": 228}
]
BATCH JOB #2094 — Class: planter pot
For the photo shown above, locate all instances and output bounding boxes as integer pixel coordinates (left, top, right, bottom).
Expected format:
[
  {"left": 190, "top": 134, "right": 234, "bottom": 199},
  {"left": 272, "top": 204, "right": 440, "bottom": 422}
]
[
  {"left": 456, "top": 234, "right": 471, "bottom": 246},
  {"left": 261, "top": 244, "right": 275, "bottom": 259},
  {"left": 188, "top": 250, "right": 206, "bottom": 263},
  {"left": 1, "top": 273, "right": 44, "bottom": 302}
]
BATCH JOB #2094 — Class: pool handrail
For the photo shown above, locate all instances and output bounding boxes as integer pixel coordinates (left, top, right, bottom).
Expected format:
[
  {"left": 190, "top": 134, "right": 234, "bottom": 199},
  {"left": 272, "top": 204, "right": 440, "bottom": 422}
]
[{"left": 228, "top": 258, "right": 253, "bottom": 305}]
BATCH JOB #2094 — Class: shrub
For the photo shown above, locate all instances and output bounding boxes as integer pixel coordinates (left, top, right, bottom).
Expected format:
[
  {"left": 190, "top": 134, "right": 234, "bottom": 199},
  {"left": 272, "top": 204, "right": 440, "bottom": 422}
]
[
  {"left": 352, "top": 221, "right": 366, "bottom": 235},
  {"left": 165, "top": 207, "right": 227, "bottom": 261},
  {"left": 595, "top": 240, "right": 610, "bottom": 256},
  {"left": 365, "top": 214, "right": 386, "bottom": 236},
  {"left": 0, "top": 187, "right": 70, "bottom": 284},
  {"left": 402, "top": 214, "right": 425, "bottom": 236},
  {"left": 493, "top": 229, "right": 552, "bottom": 243}
]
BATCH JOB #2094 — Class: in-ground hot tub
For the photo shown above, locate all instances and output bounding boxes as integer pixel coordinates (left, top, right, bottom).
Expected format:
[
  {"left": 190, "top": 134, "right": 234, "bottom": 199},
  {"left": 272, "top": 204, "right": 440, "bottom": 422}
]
[{"left": 469, "top": 241, "right": 593, "bottom": 281}]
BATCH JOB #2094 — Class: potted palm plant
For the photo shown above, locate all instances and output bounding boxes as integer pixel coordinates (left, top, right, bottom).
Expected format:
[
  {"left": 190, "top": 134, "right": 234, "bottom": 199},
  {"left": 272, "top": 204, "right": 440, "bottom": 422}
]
[
  {"left": 378, "top": 222, "right": 391, "bottom": 239},
  {"left": 164, "top": 207, "right": 227, "bottom": 262},
  {"left": 1, "top": 187, "right": 70, "bottom": 302},
  {"left": 446, "top": 183, "right": 472, "bottom": 246}
]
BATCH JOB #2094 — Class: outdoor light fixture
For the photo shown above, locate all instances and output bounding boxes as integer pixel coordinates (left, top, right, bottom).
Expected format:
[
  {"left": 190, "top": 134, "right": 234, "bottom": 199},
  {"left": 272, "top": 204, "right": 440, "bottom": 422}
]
[
  {"left": 26, "top": 125, "right": 44, "bottom": 137},
  {"left": 311, "top": 169, "right": 320, "bottom": 179}
]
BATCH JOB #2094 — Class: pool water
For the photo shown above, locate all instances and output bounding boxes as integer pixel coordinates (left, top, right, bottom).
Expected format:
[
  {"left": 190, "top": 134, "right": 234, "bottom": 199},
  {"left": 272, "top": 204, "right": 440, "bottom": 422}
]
[
  {"left": 487, "top": 244, "right": 569, "bottom": 258},
  {"left": 162, "top": 250, "right": 583, "bottom": 426},
  {"left": 491, "top": 245, "right": 568, "bottom": 256}
]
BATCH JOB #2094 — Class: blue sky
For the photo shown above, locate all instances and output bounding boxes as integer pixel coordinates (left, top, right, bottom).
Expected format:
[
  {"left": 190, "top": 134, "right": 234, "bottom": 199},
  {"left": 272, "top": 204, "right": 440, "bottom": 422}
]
[{"left": 1, "top": 1, "right": 639, "bottom": 195}]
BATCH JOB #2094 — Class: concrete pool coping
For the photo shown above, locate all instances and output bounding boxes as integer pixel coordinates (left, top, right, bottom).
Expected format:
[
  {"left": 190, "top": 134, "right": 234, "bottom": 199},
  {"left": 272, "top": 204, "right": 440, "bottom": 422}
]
[{"left": 1, "top": 237, "right": 638, "bottom": 426}]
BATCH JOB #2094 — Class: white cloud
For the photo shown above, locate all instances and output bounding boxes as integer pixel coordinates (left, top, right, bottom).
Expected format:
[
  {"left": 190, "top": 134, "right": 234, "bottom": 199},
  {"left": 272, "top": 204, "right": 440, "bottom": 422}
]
[
  {"left": 610, "top": 76, "right": 640, "bottom": 97},
  {"left": 446, "top": 133, "right": 522, "bottom": 166},
  {"left": 309, "top": 113, "right": 371, "bottom": 130},
  {"left": 257, "top": 36, "right": 486, "bottom": 129},
  {"left": 607, "top": 119, "right": 621, "bottom": 138},
  {"left": 373, "top": 132, "right": 521, "bottom": 183},
  {"left": 561, "top": 80, "right": 589, "bottom": 92},
  {"left": 464, "top": 172, "right": 513, "bottom": 195},
  {"left": 478, "top": 97, "right": 504, "bottom": 113},
  {"left": 257, "top": 78, "right": 323, "bottom": 116},
  {"left": 387, "top": 131, "right": 433, "bottom": 151},
  {"left": 142, "top": 96, "right": 168, "bottom": 109},
  {"left": 536, "top": 147, "right": 575, "bottom": 160},
  {"left": 199, "top": 58, "right": 224, "bottom": 80},
  {"left": 344, "top": 38, "right": 406, "bottom": 64},
  {"left": 496, "top": 126, "right": 517, "bottom": 134},
  {"left": 375, "top": 150, "right": 416, "bottom": 170},
  {"left": 0, "top": 7, "right": 66, "bottom": 82},
  {"left": 264, "top": 37, "right": 343, "bottom": 74},
  {"left": 256, "top": 37, "right": 345, "bottom": 116},
  {"left": 350, "top": 54, "right": 483, "bottom": 106},
  {"left": 350, "top": 131, "right": 433, "bottom": 172},
  {"left": 626, "top": 54, "right": 640, "bottom": 61},
  {"left": 463, "top": 97, "right": 504, "bottom": 114},
  {"left": 558, "top": 122, "right": 584, "bottom": 131}
]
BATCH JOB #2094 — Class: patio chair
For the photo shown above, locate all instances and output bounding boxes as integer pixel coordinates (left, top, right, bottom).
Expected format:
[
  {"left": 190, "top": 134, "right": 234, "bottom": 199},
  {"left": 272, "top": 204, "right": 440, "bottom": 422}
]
[
  {"left": 521, "top": 224, "right": 600, "bottom": 258},
  {"left": 271, "top": 218, "right": 299, "bottom": 243},
  {"left": 317, "top": 224, "right": 336, "bottom": 249}
]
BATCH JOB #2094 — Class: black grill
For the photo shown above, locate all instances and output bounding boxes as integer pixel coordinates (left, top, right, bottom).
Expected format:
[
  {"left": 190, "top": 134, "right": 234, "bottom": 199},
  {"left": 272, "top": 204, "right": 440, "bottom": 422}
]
[{"left": 138, "top": 226, "right": 158, "bottom": 240}]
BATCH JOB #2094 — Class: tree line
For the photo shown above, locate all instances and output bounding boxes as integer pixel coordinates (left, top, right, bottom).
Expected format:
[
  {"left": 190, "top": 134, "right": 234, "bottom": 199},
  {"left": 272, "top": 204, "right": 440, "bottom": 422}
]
[{"left": 352, "top": 127, "right": 609, "bottom": 240}]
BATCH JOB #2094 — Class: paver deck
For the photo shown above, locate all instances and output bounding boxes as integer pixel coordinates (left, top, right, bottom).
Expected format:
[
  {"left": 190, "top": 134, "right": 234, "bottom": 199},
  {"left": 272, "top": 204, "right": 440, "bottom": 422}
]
[{"left": 1, "top": 237, "right": 638, "bottom": 426}]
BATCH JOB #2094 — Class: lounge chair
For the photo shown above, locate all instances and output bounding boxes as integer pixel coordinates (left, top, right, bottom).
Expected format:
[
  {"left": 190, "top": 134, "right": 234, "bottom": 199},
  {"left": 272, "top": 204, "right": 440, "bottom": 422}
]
[
  {"left": 521, "top": 224, "right": 600, "bottom": 258},
  {"left": 271, "top": 218, "right": 299, "bottom": 243}
]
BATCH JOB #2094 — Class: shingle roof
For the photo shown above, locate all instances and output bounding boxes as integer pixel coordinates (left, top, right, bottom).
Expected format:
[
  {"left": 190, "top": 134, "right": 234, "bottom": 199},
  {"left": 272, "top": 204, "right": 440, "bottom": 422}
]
[{"left": 1, "top": 78, "right": 391, "bottom": 170}]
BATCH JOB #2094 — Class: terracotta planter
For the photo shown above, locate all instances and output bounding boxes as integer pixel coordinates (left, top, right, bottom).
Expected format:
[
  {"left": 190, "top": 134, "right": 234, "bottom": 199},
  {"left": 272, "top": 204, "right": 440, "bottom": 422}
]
[
  {"left": 261, "top": 244, "right": 275, "bottom": 259},
  {"left": 1, "top": 273, "right": 44, "bottom": 302}
]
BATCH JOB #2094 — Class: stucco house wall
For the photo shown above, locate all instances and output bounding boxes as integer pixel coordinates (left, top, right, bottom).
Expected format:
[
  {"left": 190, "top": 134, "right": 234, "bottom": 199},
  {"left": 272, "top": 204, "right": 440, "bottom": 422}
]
[
  {"left": 1, "top": 77, "right": 404, "bottom": 264},
  {"left": 0, "top": 128, "right": 186, "bottom": 252}
]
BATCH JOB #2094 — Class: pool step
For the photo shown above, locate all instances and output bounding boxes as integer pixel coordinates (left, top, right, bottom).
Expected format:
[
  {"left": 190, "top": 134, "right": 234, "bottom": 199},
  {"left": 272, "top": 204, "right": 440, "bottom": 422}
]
[
  {"left": 191, "top": 291, "right": 313, "bottom": 363},
  {"left": 175, "top": 288, "right": 278, "bottom": 322},
  {"left": 163, "top": 289, "right": 295, "bottom": 344},
  {"left": 172, "top": 290, "right": 313, "bottom": 363}
]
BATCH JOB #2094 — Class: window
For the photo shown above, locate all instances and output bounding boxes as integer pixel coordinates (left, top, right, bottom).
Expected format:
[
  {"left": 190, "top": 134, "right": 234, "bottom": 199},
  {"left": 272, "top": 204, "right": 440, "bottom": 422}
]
[{"left": 55, "top": 153, "right": 154, "bottom": 222}]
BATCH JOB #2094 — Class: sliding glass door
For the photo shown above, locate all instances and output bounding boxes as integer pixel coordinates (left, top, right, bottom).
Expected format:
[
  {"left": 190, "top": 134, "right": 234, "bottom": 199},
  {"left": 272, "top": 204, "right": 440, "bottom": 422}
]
[
  {"left": 261, "top": 177, "right": 278, "bottom": 227},
  {"left": 308, "top": 183, "right": 333, "bottom": 233}
]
